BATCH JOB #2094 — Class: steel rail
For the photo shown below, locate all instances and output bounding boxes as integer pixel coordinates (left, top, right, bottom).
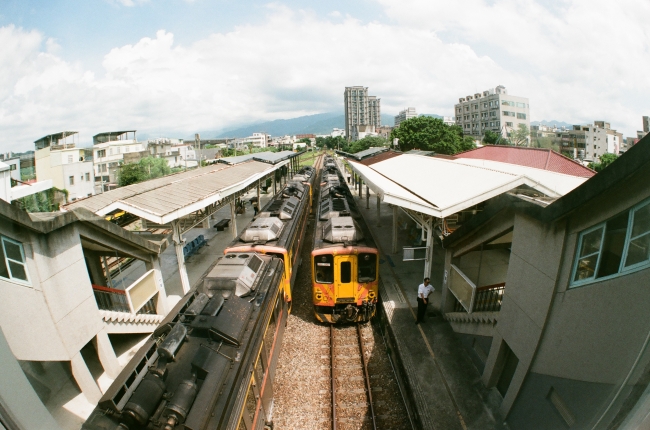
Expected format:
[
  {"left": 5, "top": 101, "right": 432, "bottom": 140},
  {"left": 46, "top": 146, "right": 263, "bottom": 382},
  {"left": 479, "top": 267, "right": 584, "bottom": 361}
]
[
  {"left": 357, "top": 323, "right": 378, "bottom": 430},
  {"left": 330, "top": 324, "right": 337, "bottom": 430}
]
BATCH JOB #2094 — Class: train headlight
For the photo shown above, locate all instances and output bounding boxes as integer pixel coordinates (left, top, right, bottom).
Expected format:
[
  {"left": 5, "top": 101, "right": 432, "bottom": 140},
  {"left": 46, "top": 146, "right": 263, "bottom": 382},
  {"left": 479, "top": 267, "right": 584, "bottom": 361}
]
[{"left": 368, "top": 291, "right": 376, "bottom": 299}]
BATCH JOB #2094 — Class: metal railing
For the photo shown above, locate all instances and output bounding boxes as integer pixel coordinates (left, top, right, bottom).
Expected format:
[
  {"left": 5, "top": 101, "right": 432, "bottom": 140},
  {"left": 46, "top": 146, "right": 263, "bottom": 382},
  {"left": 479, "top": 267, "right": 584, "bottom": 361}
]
[
  {"left": 92, "top": 285, "right": 156, "bottom": 315},
  {"left": 473, "top": 283, "right": 505, "bottom": 313}
]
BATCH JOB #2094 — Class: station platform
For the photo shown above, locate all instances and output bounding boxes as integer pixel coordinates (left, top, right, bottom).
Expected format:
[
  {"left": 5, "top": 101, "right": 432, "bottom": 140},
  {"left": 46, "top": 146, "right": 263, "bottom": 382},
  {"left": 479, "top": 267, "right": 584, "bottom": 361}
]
[
  {"left": 44, "top": 189, "right": 274, "bottom": 430},
  {"left": 352, "top": 190, "right": 506, "bottom": 430}
]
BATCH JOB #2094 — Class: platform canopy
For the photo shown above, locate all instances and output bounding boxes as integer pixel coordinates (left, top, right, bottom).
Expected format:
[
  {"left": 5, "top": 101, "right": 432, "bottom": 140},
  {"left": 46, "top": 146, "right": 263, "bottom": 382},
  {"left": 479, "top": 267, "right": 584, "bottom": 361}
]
[
  {"left": 217, "top": 150, "right": 300, "bottom": 165},
  {"left": 346, "top": 152, "right": 590, "bottom": 219},
  {"left": 64, "top": 159, "right": 288, "bottom": 224}
]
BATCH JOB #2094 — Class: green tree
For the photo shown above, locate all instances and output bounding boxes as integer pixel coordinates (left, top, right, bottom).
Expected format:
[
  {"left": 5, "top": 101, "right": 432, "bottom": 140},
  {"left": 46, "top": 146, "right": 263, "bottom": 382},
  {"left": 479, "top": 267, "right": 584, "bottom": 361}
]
[
  {"left": 509, "top": 124, "right": 530, "bottom": 146},
  {"left": 347, "top": 136, "right": 388, "bottom": 153},
  {"left": 119, "top": 157, "right": 171, "bottom": 186},
  {"left": 316, "top": 136, "right": 346, "bottom": 151},
  {"left": 298, "top": 137, "right": 312, "bottom": 146},
  {"left": 140, "top": 156, "right": 171, "bottom": 179},
  {"left": 482, "top": 130, "right": 502, "bottom": 145},
  {"left": 588, "top": 153, "right": 618, "bottom": 172},
  {"left": 390, "top": 116, "right": 476, "bottom": 154}
]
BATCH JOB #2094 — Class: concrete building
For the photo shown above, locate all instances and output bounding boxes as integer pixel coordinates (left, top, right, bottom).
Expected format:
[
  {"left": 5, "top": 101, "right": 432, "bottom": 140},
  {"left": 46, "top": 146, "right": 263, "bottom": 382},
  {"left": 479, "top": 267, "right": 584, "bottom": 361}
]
[
  {"left": 376, "top": 125, "right": 393, "bottom": 139},
  {"left": 2, "top": 157, "right": 21, "bottom": 182},
  {"left": 93, "top": 131, "right": 146, "bottom": 188},
  {"left": 344, "top": 86, "right": 381, "bottom": 140},
  {"left": 0, "top": 161, "right": 53, "bottom": 204},
  {"left": 34, "top": 132, "right": 95, "bottom": 201},
  {"left": 351, "top": 124, "right": 378, "bottom": 141},
  {"left": 439, "top": 134, "right": 650, "bottom": 428},
  {"left": 0, "top": 200, "right": 169, "bottom": 419},
  {"left": 643, "top": 115, "right": 649, "bottom": 133},
  {"left": 455, "top": 85, "right": 530, "bottom": 142},
  {"left": 331, "top": 128, "right": 346, "bottom": 138},
  {"left": 243, "top": 132, "right": 270, "bottom": 148},
  {"left": 394, "top": 107, "right": 417, "bottom": 127},
  {"left": 556, "top": 122, "right": 622, "bottom": 163},
  {"left": 368, "top": 96, "right": 381, "bottom": 129},
  {"left": 594, "top": 120, "right": 623, "bottom": 157},
  {"left": 443, "top": 116, "right": 456, "bottom": 126}
]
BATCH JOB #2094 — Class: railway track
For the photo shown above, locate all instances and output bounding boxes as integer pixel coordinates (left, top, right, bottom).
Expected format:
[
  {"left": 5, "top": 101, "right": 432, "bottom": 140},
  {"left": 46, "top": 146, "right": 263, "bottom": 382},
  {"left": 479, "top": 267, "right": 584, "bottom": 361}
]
[
  {"left": 330, "top": 323, "right": 377, "bottom": 430},
  {"left": 272, "top": 152, "right": 412, "bottom": 430}
]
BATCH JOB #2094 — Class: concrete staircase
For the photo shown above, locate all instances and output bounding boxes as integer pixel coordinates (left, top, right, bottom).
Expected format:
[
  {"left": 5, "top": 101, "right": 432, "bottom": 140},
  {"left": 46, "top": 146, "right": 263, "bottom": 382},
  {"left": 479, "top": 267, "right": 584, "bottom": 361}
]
[
  {"left": 99, "top": 310, "right": 165, "bottom": 334},
  {"left": 444, "top": 311, "right": 499, "bottom": 337}
]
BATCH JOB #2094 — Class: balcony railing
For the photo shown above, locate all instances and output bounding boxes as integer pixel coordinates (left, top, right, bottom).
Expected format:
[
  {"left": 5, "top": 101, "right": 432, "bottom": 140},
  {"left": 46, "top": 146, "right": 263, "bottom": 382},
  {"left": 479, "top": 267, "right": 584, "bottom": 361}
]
[
  {"left": 449, "top": 264, "right": 505, "bottom": 314},
  {"left": 473, "top": 283, "right": 505, "bottom": 312},
  {"left": 92, "top": 285, "right": 156, "bottom": 314}
]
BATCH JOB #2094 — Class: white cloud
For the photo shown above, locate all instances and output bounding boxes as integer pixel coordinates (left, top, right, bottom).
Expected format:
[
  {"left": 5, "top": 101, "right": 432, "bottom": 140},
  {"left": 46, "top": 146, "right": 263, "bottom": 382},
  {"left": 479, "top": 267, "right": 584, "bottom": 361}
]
[
  {"left": 106, "top": 0, "right": 149, "bottom": 7},
  {"left": 1, "top": 1, "right": 648, "bottom": 152},
  {"left": 377, "top": 0, "right": 650, "bottom": 132}
]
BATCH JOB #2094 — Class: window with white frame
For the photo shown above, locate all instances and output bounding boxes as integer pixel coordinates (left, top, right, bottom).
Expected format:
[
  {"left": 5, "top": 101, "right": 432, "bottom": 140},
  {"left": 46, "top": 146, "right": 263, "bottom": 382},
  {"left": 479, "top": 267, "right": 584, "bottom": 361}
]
[
  {"left": 572, "top": 199, "right": 650, "bottom": 285},
  {"left": 0, "top": 236, "right": 29, "bottom": 283}
]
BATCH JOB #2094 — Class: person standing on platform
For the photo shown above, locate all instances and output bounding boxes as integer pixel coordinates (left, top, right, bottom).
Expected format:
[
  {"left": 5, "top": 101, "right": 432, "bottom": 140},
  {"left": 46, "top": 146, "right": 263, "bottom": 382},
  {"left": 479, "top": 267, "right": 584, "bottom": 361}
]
[{"left": 416, "top": 277, "right": 434, "bottom": 324}]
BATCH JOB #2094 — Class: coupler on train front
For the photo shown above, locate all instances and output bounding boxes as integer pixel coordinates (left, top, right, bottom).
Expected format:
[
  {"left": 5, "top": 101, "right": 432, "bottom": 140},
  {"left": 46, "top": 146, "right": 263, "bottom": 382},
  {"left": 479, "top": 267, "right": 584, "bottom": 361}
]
[{"left": 315, "top": 299, "right": 377, "bottom": 323}]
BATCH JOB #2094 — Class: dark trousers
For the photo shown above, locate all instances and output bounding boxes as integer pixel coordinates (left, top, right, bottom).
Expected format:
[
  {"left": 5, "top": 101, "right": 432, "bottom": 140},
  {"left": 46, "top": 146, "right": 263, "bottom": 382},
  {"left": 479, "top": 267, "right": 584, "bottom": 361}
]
[{"left": 417, "top": 298, "right": 428, "bottom": 322}]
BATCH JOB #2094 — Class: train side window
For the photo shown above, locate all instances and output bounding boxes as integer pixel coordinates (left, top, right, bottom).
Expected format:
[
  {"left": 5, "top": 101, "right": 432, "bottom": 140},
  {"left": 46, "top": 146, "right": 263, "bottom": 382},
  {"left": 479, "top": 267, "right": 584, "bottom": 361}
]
[
  {"left": 340, "top": 261, "right": 352, "bottom": 283},
  {"left": 315, "top": 255, "right": 334, "bottom": 283},
  {"left": 358, "top": 253, "right": 377, "bottom": 282}
]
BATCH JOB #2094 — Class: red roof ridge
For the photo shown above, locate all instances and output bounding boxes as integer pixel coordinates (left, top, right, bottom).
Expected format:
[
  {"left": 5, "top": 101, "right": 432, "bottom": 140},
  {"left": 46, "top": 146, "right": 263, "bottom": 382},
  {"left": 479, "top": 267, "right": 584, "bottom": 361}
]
[{"left": 454, "top": 145, "right": 595, "bottom": 178}]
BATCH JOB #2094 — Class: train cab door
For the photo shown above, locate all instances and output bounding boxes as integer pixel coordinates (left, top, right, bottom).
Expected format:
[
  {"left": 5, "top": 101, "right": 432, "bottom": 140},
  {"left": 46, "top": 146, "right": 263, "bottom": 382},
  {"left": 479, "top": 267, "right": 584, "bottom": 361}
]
[{"left": 334, "top": 255, "right": 355, "bottom": 300}]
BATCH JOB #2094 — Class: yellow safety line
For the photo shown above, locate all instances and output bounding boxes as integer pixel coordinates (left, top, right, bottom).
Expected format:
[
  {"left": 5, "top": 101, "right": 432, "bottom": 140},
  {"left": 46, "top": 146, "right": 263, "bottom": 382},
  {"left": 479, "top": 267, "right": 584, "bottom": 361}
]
[{"left": 357, "top": 196, "right": 468, "bottom": 430}]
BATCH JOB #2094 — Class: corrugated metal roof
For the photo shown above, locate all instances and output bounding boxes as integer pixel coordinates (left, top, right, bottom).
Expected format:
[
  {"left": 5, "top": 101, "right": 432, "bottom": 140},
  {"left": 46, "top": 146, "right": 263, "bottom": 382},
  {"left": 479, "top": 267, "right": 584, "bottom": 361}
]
[
  {"left": 253, "top": 150, "right": 301, "bottom": 164},
  {"left": 455, "top": 145, "right": 595, "bottom": 178},
  {"left": 341, "top": 147, "right": 389, "bottom": 161},
  {"left": 218, "top": 150, "right": 299, "bottom": 165},
  {"left": 357, "top": 150, "right": 403, "bottom": 166},
  {"left": 347, "top": 153, "right": 589, "bottom": 218},
  {"left": 63, "top": 161, "right": 282, "bottom": 223},
  {"left": 217, "top": 154, "right": 256, "bottom": 164}
]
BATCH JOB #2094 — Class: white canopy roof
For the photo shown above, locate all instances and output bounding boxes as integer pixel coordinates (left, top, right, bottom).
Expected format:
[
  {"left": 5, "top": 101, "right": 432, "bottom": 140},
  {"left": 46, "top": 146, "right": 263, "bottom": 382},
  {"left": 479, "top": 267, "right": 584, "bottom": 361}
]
[
  {"left": 65, "top": 160, "right": 286, "bottom": 224},
  {"left": 347, "top": 153, "right": 589, "bottom": 219}
]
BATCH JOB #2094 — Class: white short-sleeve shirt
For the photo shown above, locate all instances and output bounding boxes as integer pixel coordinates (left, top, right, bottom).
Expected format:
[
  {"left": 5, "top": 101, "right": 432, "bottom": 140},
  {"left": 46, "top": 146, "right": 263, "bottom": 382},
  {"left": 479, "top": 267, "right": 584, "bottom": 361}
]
[{"left": 418, "top": 283, "right": 434, "bottom": 298}]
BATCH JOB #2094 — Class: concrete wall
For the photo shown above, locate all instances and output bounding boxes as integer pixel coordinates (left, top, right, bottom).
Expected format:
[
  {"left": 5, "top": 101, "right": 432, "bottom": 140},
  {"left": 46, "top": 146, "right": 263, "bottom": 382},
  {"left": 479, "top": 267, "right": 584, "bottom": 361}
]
[
  {"left": 35, "top": 147, "right": 64, "bottom": 190},
  {"left": 0, "top": 327, "right": 61, "bottom": 430},
  {"left": 485, "top": 166, "right": 650, "bottom": 426},
  {"left": 482, "top": 213, "right": 567, "bottom": 417},
  {"left": 62, "top": 162, "right": 95, "bottom": 200},
  {"left": 0, "top": 222, "right": 103, "bottom": 362}
]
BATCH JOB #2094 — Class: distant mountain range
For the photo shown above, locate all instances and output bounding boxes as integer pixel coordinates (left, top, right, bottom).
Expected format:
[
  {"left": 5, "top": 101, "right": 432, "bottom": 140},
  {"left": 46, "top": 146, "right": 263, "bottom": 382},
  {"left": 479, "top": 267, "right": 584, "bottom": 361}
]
[
  {"left": 203, "top": 115, "right": 567, "bottom": 141},
  {"left": 215, "top": 112, "right": 399, "bottom": 138},
  {"left": 531, "top": 120, "right": 575, "bottom": 129}
]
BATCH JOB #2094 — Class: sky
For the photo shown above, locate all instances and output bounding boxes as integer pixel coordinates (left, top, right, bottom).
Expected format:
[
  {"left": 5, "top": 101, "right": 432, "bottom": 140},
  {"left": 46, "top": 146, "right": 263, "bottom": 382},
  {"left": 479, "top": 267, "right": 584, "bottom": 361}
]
[{"left": 1, "top": 0, "right": 649, "bottom": 152}]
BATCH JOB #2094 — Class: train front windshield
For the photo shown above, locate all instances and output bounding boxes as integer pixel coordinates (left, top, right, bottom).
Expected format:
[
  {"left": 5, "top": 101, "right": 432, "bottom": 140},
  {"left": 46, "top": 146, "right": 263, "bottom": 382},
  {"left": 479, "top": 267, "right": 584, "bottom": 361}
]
[
  {"left": 315, "top": 254, "right": 334, "bottom": 283},
  {"left": 358, "top": 253, "right": 377, "bottom": 283}
]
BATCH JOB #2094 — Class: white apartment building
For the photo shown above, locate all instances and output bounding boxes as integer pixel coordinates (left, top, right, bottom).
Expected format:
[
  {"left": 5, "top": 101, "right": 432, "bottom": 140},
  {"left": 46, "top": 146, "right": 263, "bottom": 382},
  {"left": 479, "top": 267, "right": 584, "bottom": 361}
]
[
  {"left": 331, "top": 128, "right": 346, "bottom": 138},
  {"left": 34, "top": 132, "right": 94, "bottom": 201},
  {"left": 443, "top": 116, "right": 456, "bottom": 126},
  {"left": 344, "top": 86, "right": 381, "bottom": 140},
  {"left": 594, "top": 121, "right": 623, "bottom": 157},
  {"left": 454, "top": 85, "right": 530, "bottom": 142},
  {"left": 93, "top": 131, "right": 145, "bottom": 186},
  {"left": 0, "top": 161, "right": 52, "bottom": 204},
  {"left": 394, "top": 107, "right": 417, "bottom": 127},
  {"left": 247, "top": 133, "right": 270, "bottom": 148}
]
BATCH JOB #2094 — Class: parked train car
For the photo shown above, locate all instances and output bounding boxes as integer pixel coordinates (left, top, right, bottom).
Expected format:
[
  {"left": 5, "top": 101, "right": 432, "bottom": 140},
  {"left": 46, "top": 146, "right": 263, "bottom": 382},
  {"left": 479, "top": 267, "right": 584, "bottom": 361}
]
[
  {"left": 82, "top": 252, "right": 287, "bottom": 430},
  {"left": 224, "top": 167, "right": 314, "bottom": 306},
  {"left": 312, "top": 156, "right": 379, "bottom": 323}
]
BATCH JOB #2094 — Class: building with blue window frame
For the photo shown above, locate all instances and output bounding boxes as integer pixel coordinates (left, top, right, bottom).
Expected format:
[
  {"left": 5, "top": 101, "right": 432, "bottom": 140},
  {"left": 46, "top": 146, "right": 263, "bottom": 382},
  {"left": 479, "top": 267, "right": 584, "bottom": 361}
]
[{"left": 440, "top": 133, "right": 650, "bottom": 429}]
